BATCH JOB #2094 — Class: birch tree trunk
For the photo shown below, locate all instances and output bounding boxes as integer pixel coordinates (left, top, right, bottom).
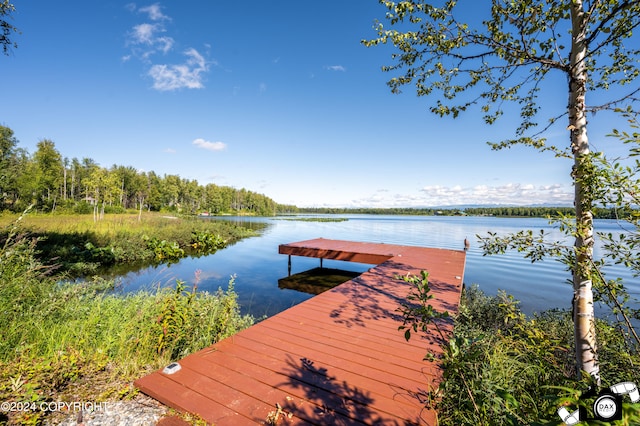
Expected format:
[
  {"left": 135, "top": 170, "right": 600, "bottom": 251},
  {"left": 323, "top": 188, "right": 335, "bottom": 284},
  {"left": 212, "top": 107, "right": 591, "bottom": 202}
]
[
  {"left": 138, "top": 196, "right": 144, "bottom": 222},
  {"left": 569, "top": 0, "right": 599, "bottom": 383}
]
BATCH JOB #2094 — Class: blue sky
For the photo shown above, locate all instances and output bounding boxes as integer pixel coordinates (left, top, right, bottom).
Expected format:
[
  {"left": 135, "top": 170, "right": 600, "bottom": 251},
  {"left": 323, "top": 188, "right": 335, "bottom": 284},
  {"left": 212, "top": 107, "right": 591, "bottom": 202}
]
[{"left": 0, "top": 1, "right": 629, "bottom": 208}]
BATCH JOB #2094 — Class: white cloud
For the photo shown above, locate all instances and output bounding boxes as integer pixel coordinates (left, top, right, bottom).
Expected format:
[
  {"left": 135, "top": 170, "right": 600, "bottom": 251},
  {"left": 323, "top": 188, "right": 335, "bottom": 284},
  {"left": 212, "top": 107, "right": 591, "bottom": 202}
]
[
  {"left": 148, "top": 48, "right": 208, "bottom": 91},
  {"left": 418, "top": 183, "right": 573, "bottom": 206},
  {"left": 332, "top": 183, "right": 573, "bottom": 208},
  {"left": 193, "top": 138, "right": 226, "bottom": 152},
  {"left": 325, "top": 65, "right": 346, "bottom": 72},
  {"left": 139, "top": 3, "right": 170, "bottom": 21},
  {"left": 131, "top": 23, "right": 157, "bottom": 44},
  {"left": 155, "top": 36, "right": 174, "bottom": 54},
  {"left": 125, "top": 4, "right": 209, "bottom": 91},
  {"left": 127, "top": 22, "right": 174, "bottom": 58}
]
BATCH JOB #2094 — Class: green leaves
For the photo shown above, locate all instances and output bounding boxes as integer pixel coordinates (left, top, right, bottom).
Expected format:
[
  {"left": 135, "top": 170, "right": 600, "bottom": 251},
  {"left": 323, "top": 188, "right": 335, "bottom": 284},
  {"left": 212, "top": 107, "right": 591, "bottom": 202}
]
[
  {"left": 144, "top": 236, "right": 185, "bottom": 261},
  {"left": 364, "top": 0, "right": 568, "bottom": 140},
  {"left": 478, "top": 229, "right": 567, "bottom": 262},
  {"left": 0, "top": 1, "right": 19, "bottom": 55},
  {"left": 155, "top": 279, "right": 195, "bottom": 355},
  {"left": 396, "top": 270, "right": 450, "bottom": 359},
  {"left": 190, "top": 230, "right": 227, "bottom": 252},
  {"left": 364, "top": 0, "right": 640, "bottom": 151}
]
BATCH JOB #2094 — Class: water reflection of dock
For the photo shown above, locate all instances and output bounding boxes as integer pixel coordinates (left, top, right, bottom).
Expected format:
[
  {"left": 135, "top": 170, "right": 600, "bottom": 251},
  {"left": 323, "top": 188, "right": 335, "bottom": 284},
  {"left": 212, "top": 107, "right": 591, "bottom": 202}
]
[
  {"left": 135, "top": 238, "right": 466, "bottom": 425},
  {"left": 277, "top": 267, "right": 361, "bottom": 295}
]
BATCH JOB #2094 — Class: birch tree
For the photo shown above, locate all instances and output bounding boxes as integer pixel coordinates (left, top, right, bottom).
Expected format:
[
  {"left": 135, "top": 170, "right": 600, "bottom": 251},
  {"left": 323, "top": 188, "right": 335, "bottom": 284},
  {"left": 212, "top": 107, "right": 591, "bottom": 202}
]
[
  {"left": 0, "top": 125, "right": 20, "bottom": 207},
  {"left": 32, "top": 139, "right": 63, "bottom": 209},
  {"left": 364, "top": 0, "right": 640, "bottom": 381}
]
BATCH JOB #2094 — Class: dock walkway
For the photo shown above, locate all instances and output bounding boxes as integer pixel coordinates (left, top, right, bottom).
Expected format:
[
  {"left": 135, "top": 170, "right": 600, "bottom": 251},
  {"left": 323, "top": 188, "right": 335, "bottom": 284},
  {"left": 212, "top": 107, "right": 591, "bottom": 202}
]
[{"left": 135, "top": 238, "right": 466, "bottom": 425}]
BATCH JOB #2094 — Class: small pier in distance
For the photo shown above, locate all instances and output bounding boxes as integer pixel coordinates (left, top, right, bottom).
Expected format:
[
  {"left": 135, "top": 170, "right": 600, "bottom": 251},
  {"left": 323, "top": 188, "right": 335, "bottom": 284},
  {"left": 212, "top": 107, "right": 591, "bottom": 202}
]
[{"left": 135, "top": 238, "right": 466, "bottom": 425}]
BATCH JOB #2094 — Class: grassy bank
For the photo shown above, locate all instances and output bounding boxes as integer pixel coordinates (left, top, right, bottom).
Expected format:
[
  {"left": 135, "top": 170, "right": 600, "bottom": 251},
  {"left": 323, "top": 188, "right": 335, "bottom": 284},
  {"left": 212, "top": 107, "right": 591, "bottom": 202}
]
[
  {"left": 0, "top": 212, "right": 262, "bottom": 276},
  {"left": 435, "top": 286, "right": 640, "bottom": 425},
  {"left": 0, "top": 214, "right": 255, "bottom": 425},
  {"left": 274, "top": 217, "right": 349, "bottom": 222}
]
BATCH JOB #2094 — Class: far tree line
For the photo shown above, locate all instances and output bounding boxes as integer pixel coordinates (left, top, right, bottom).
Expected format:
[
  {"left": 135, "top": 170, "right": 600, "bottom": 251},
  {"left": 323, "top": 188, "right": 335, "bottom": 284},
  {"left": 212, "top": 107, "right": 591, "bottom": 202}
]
[
  {"left": 0, "top": 125, "right": 296, "bottom": 216},
  {"left": 462, "top": 206, "right": 627, "bottom": 219},
  {"left": 298, "top": 206, "right": 625, "bottom": 219}
]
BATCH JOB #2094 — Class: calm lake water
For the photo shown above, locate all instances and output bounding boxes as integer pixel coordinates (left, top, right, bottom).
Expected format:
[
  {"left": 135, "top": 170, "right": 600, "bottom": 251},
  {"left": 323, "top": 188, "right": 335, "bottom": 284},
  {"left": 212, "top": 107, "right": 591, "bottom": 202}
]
[{"left": 103, "top": 215, "right": 639, "bottom": 319}]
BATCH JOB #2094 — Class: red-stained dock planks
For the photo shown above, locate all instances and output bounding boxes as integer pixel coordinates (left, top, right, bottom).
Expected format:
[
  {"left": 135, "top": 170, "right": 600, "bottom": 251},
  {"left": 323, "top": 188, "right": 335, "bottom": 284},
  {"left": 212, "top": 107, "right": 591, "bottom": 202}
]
[{"left": 135, "top": 238, "right": 466, "bottom": 425}]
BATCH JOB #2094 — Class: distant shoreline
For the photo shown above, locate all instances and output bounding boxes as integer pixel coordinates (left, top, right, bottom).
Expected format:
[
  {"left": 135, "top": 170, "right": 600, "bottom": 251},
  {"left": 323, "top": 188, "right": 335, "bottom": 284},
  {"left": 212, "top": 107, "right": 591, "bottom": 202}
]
[{"left": 290, "top": 206, "right": 624, "bottom": 219}]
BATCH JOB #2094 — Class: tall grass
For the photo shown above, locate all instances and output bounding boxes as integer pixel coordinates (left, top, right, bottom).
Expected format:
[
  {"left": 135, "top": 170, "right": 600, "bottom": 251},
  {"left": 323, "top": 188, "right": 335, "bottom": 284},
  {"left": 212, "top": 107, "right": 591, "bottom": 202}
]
[
  {"left": 0, "top": 212, "right": 261, "bottom": 275},
  {"left": 0, "top": 215, "right": 254, "bottom": 425}
]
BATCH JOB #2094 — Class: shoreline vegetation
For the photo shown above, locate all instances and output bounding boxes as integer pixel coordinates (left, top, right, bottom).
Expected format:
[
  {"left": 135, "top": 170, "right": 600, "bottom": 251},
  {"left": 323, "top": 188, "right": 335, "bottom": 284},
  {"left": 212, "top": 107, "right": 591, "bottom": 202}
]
[
  {"left": 1, "top": 210, "right": 638, "bottom": 424},
  {"left": 0, "top": 211, "right": 266, "bottom": 278},
  {"left": 274, "top": 217, "right": 349, "bottom": 222},
  {"left": 0, "top": 212, "right": 256, "bottom": 425},
  {"left": 435, "top": 285, "right": 640, "bottom": 425}
]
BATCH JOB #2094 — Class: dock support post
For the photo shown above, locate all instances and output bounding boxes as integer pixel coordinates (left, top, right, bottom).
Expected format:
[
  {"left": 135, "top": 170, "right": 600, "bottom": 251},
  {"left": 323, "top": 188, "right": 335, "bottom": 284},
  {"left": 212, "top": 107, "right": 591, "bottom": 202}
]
[
  {"left": 320, "top": 258, "right": 323, "bottom": 269},
  {"left": 288, "top": 255, "right": 291, "bottom": 276}
]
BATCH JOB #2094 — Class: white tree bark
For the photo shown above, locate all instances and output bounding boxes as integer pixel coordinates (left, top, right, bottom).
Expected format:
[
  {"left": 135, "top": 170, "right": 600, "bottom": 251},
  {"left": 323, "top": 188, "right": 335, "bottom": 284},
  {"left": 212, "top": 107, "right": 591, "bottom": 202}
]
[{"left": 569, "top": 0, "right": 600, "bottom": 383}]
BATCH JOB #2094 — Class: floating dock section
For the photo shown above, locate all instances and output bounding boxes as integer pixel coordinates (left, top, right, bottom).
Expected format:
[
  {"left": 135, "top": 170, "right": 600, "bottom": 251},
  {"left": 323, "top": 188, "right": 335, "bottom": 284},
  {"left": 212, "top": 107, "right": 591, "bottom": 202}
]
[{"left": 135, "top": 238, "right": 466, "bottom": 425}]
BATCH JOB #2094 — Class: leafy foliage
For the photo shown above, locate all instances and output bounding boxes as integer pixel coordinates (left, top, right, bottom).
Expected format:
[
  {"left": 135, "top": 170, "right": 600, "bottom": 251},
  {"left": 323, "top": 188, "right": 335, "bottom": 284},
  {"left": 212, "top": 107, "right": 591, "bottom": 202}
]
[
  {"left": 190, "top": 230, "right": 227, "bottom": 252},
  {"left": 395, "top": 272, "right": 640, "bottom": 423},
  {"left": 144, "top": 236, "right": 185, "bottom": 261},
  {"left": 154, "top": 275, "right": 249, "bottom": 359},
  {"left": 0, "top": 1, "right": 18, "bottom": 56},
  {"left": 364, "top": 1, "right": 640, "bottom": 141},
  {"left": 396, "top": 270, "right": 450, "bottom": 357}
]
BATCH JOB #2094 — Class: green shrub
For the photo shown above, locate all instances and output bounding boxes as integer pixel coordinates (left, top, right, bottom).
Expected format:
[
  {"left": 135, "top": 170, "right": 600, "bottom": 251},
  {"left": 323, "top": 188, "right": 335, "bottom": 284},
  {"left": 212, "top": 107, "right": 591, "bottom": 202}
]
[
  {"left": 190, "top": 230, "right": 227, "bottom": 252},
  {"left": 436, "top": 285, "right": 640, "bottom": 425},
  {"left": 143, "top": 236, "right": 185, "bottom": 261},
  {"left": 154, "top": 275, "right": 252, "bottom": 359},
  {"left": 72, "top": 201, "right": 93, "bottom": 214},
  {"left": 394, "top": 270, "right": 640, "bottom": 424}
]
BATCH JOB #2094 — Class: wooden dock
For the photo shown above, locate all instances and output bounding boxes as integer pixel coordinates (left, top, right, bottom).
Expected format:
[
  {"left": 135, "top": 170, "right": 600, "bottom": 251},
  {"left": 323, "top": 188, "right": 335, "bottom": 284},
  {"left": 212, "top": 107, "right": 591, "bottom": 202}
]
[{"left": 135, "top": 238, "right": 466, "bottom": 425}]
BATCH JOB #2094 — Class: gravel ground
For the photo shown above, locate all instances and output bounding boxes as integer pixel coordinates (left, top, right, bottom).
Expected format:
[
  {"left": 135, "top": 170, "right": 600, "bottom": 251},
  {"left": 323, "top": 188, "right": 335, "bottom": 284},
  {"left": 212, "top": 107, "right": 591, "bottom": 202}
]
[{"left": 45, "top": 395, "right": 169, "bottom": 426}]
